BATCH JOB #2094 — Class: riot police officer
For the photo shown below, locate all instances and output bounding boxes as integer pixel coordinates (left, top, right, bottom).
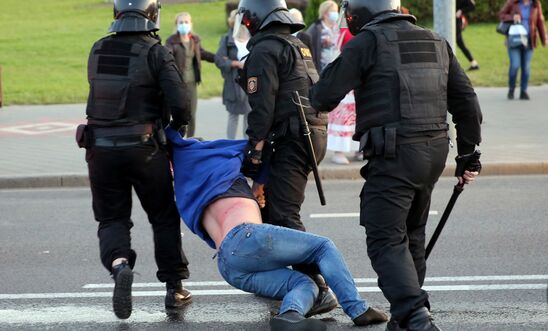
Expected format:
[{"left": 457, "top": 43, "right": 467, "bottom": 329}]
[
  {"left": 82, "top": 0, "right": 192, "bottom": 319},
  {"left": 310, "top": 1, "right": 483, "bottom": 330},
  {"left": 233, "top": 0, "right": 339, "bottom": 323}
]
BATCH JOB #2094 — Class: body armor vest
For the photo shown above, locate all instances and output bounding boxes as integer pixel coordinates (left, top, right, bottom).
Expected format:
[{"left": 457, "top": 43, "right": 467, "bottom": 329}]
[
  {"left": 86, "top": 34, "right": 162, "bottom": 126},
  {"left": 355, "top": 21, "right": 450, "bottom": 139},
  {"left": 253, "top": 34, "right": 328, "bottom": 128}
]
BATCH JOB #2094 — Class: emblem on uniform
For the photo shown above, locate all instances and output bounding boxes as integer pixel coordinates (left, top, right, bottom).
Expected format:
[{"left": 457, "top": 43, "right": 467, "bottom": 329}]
[
  {"left": 248, "top": 77, "right": 258, "bottom": 94},
  {"left": 300, "top": 47, "right": 312, "bottom": 58}
]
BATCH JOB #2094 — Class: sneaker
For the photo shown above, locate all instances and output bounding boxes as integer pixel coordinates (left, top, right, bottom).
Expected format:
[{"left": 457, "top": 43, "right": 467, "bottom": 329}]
[
  {"left": 468, "top": 65, "right": 479, "bottom": 71},
  {"left": 332, "top": 152, "right": 350, "bottom": 165},
  {"left": 353, "top": 307, "right": 389, "bottom": 326},
  {"left": 520, "top": 91, "right": 530, "bottom": 100},
  {"left": 507, "top": 89, "right": 515, "bottom": 100},
  {"left": 305, "top": 289, "right": 338, "bottom": 317},
  {"left": 165, "top": 282, "right": 193, "bottom": 309},
  {"left": 111, "top": 262, "right": 133, "bottom": 319},
  {"left": 270, "top": 312, "right": 326, "bottom": 331}
]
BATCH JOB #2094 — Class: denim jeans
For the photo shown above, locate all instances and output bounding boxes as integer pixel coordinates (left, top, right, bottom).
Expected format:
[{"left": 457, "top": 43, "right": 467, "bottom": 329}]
[
  {"left": 217, "top": 223, "right": 368, "bottom": 319},
  {"left": 508, "top": 45, "right": 533, "bottom": 92}
]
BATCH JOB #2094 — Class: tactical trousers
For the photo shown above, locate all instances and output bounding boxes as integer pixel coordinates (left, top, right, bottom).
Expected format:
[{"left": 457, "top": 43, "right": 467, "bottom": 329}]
[
  {"left": 263, "top": 128, "right": 327, "bottom": 275},
  {"left": 359, "top": 137, "right": 448, "bottom": 323},
  {"left": 87, "top": 144, "right": 190, "bottom": 283}
]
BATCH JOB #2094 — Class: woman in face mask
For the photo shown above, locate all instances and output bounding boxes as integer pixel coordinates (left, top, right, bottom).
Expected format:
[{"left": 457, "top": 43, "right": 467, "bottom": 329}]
[
  {"left": 165, "top": 12, "right": 216, "bottom": 138},
  {"left": 306, "top": 1, "right": 340, "bottom": 72}
]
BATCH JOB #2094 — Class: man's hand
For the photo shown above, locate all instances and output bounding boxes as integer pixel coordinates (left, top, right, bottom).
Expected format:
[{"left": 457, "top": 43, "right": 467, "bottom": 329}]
[
  {"left": 455, "top": 150, "right": 481, "bottom": 186},
  {"left": 458, "top": 170, "right": 479, "bottom": 186},
  {"left": 252, "top": 182, "right": 266, "bottom": 208},
  {"left": 241, "top": 140, "right": 265, "bottom": 178}
]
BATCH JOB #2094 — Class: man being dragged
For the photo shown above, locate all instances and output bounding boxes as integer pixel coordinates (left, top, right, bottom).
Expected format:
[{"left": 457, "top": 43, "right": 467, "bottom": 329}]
[{"left": 167, "top": 129, "right": 388, "bottom": 330}]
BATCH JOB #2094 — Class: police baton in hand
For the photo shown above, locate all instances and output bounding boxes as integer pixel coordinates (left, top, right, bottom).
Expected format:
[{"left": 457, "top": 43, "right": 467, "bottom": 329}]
[
  {"left": 425, "top": 151, "right": 481, "bottom": 260},
  {"left": 292, "top": 91, "right": 326, "bottom": 206}
]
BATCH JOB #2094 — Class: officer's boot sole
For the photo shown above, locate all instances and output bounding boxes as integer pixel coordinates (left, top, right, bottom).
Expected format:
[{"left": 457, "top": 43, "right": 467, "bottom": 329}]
[
  {"left": 112, "top": 267, "right": 133, "bottom": 319},
  {"left": 270, "top": 317, "right": 326, "bottom": 331}
]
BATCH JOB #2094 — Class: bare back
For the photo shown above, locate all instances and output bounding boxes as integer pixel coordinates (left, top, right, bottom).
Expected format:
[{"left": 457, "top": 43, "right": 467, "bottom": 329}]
[{"left": 202, "top": 197, "right": 263, "bottom": 249}]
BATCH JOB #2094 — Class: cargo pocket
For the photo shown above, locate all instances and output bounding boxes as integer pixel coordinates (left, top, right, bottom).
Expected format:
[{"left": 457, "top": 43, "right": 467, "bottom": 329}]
[
  {"left": 310, "top": 127, "right": 327, "bottom": 164},
  {"left": 86, "top": 79, "right": 130, "bottom": 120}
]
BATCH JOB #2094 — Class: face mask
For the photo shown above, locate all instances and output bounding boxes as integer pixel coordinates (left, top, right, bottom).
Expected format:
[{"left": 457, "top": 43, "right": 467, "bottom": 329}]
[
  {"left": 328, "top": 11, "right": 339, "bottom": 22},
  {"left": 177, "top": 23, "right": 192, "bottom": 35}
]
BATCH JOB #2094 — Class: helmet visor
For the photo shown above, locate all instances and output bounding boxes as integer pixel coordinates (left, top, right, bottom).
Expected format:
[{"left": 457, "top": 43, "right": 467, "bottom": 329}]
[{"left": 233, "top": 12, "right": 245, "bottom": 39}]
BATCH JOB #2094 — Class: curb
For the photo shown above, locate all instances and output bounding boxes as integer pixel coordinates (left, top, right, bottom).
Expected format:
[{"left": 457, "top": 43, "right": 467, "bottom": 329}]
[{"left": 0, "top": 162, "right": 547, "bottom": 189}]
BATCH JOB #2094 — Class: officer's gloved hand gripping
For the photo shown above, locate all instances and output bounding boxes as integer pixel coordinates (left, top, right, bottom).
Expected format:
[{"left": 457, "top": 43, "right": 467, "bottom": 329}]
[
  {"left": 455, "top": 150, "right": 482, "bottom": 186},
  {"left": 241, "top": 140, "right": 265, "bottom": 178}
]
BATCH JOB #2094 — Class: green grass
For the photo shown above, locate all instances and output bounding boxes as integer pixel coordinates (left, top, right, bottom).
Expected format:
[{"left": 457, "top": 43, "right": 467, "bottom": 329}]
[
  {"left": 455, "top": 23, "right": 548, "bottom": 87},
  {"left": 0, "top": 0, "right": 227, "bottom": 105},
  {"left": 0, "top": 1, "right": 546, "bottom": 105}
]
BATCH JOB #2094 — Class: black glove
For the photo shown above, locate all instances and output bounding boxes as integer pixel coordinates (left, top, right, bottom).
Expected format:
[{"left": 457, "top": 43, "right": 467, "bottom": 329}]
[
  {"left": 169, "top": 121, "right": 187, "bottom": 139},
  {"left": 241, "top": 142, "right": 263, "bottom": 178},
  {"left": 455, "top": 150, "right": 482, "bottom": 177}
]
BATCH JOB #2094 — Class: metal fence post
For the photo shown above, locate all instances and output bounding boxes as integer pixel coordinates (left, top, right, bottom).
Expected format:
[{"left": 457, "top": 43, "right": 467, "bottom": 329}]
[{"left": 0, "top": 65, "right": 3, "bottom": 108}]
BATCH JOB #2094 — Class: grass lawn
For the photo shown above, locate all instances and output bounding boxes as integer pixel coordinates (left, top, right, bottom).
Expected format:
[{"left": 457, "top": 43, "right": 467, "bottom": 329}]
[{"left": 0, "top": 0, "right": 546, "bottom": 105}]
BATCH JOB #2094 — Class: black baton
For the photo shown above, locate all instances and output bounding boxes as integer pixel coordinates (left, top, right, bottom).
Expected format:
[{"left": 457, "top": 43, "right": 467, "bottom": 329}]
[
  {"left": 425, "top": 183, "right": 464, "bottom": 260},
  {"left": 292, "top": 91, "right": 326, "bottom": 206}
]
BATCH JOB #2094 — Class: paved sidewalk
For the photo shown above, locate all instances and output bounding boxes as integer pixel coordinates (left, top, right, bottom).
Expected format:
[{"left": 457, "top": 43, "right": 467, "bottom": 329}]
[{"left": 0, "top": 86, "right": 547, "bottom": 188}]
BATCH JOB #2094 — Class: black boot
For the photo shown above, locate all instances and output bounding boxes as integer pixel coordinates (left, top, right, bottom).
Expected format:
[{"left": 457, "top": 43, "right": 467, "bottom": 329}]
[
  {"left": 406, "top": 307, "right": 442, "bottom": 331},
  {"left": 508, "top": 88, "right": 515, "bottom": 100},
  {"left": 165, "top": 280, "right": 192, "bottom": 309},
  {"left": 111, "top": 261, "right": 133, "bottom": 319},
  {"left": 520, "top": 91, "right": 530, "bottom": 100},
  {"left": 386, "top": 318, "right": 406, "bottom": 331},
  {"left": 306, "top": 274, "right": 338, "bottom": 317},
  {"left": 270, "top": 311, "right": 326, "bottom": 331},
  {"left": 353, "top": 307, "right": 389, "bottom": 326}
]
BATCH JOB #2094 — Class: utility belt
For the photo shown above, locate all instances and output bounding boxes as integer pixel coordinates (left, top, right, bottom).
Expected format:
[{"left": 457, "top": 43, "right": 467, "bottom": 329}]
[
  {"left": 360, "top": 126, "right": 448, "bottom": 159},
  {"left": 76, "top": 123, "right": 163, "bottom": 149}
]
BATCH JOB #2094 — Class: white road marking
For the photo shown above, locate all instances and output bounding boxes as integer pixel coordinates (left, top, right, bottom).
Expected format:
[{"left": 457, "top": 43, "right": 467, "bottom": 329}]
[
  {"left": 82, "top": 274, "right": 548, "bottom": 289},
  {"left": 310, "top": 211, "right": 438, "bottom": 218},
  {"left": 0, "top": 122, "right": 78, "bottom": 135},
  {"left": 1, "top": 283, "right": 546, "bottom": 300}
]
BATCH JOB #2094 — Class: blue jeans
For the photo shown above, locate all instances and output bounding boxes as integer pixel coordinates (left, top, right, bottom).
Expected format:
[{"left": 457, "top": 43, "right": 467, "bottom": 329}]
[
  {"left": 508, "top": 45, "right": 533, "bottom": 92},
  {"left": 217, "top": 223, "right": 369, "bottom": 319}
]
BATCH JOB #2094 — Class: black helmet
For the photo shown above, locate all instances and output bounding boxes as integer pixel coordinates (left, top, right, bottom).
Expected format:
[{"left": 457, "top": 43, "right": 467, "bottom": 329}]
[
  {"left": 342, "top": 0, "right": 400, "bottom": 35},
  {"left": 109, "top": 0, "right": 161, "bottom": 33},
  {"left": 235, "top": 0, "right": 304, "bottom": 36}
]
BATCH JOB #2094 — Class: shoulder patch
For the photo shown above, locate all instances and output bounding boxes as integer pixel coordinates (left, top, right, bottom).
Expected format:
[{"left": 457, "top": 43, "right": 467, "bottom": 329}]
[
  {"left": 300, "top": 47, "right": 312, "bottom": 58},
  {"left": 247, "top": 76, "right": 258, "bottom": 94}
]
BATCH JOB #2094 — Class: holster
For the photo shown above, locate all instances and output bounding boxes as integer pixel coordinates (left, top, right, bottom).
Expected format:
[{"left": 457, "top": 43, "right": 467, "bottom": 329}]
[{"left": 75, "top": 124, "right": 92, "bottom": 149}]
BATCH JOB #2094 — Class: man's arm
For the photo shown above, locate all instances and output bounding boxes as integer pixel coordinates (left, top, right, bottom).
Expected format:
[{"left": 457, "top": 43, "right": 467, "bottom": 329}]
[
  {"left": 152, "top": 45, "right": 191, "bottom": 129},
  {"left": 446, "top": 42, "right": 482, "bottom": 156},
  {"left": 309, "top": 32, "right": 376, "bottom": 112},
  {"left": 244, "top": 42, "right": 281, "bottom": 142}
]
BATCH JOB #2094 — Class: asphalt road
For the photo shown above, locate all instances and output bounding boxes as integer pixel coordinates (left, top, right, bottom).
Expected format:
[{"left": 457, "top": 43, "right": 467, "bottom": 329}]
[{"left": 0, "top": 176, "right": 547, "bottom": 330}]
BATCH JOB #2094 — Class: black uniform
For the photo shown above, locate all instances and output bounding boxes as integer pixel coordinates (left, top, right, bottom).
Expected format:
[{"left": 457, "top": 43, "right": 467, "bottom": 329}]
[
  {"left": 85, "top": 32, "right": 191, "bottom": 285},
  {"left": 243, "top": 25, "right": 328, "bottom": 233},
  {"left": 310, "top": 13, "right": 482, "bottom": 323}
]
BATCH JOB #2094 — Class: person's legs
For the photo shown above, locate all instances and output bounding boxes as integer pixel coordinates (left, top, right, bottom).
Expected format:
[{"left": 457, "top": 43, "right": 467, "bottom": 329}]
[
  {"left": 520, "top": 47, "right": 534, "bottom": 98},
  {"left": 186, "top": 83, "right": 198, "bottom": 137},
  {"left": 508, "top": 47, "right": 521, "bottom": 98},
  {"left": 88, "top": 147, "right": 135, "bottom": 272},
  {"left": 130, "top": 145, "right": 190, "bottom": 284},
  {"left": 219, "top": 223, "right": 369, "bottom": 320},
  {"left": 456, "top": 21, "right": 474, "bottom": 63},
  {"left": 87, "top": 146, "right": 136, "bottom": 319},
  {"left": 226, "top": 112, "right": 239, "bottom": 139}
]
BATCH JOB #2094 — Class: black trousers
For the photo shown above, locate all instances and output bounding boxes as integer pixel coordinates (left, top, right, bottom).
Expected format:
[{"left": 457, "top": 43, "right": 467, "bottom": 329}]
[
  {"left": 360, "top": 138, "right": 448, "bottom": 323},
  {"left": 87, "top": 144, "right": 190, "bottom": 283},
  {"left": 262, "top": 128, "right": 327, "bottom": 274},
  {"left": 456, "top": 18, "right": 474, "bottom": 62}
]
